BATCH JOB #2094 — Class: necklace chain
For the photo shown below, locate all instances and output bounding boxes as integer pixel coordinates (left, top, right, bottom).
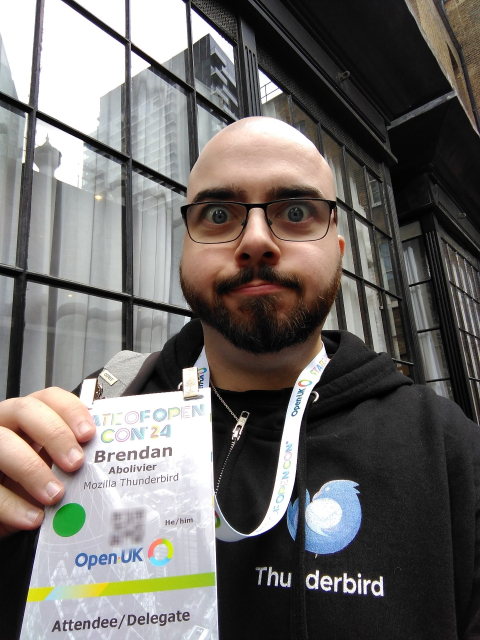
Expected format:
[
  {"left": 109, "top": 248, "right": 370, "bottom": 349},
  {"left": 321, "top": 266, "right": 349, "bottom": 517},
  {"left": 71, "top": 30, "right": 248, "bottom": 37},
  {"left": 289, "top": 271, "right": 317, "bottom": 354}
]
[{"left": 211, "top": 383, "right": 239, "bottom": 422}]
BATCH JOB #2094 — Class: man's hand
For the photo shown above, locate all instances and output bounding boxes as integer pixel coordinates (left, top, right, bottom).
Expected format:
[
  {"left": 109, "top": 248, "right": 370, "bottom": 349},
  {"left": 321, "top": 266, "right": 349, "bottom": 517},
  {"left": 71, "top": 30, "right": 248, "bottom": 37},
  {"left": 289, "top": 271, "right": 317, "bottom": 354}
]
[{"left": 0, "top": 388, "right": 96, "bottom": 538}]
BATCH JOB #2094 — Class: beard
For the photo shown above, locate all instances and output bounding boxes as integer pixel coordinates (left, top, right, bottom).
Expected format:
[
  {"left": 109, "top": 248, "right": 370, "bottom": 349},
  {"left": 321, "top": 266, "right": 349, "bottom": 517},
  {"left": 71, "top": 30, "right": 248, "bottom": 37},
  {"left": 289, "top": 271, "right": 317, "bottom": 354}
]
[{"left": 179, "top": 259, "right": 342, "bottom": 355}]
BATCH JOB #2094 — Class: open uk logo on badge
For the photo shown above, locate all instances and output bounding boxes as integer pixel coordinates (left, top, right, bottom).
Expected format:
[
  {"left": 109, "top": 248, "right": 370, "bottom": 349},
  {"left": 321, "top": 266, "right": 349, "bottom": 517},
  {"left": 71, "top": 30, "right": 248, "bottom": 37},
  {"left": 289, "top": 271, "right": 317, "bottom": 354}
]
[{"left": 21, "top": 390, "right": 217, "bottom": 640}]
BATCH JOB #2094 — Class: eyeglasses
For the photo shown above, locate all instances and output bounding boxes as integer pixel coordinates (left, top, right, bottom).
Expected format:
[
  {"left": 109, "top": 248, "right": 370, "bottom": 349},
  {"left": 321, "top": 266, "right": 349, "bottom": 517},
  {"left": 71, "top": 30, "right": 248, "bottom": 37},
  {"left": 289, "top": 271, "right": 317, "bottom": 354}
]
[{"left": 180, "top": 198, "right": 337, "bottom": 244}]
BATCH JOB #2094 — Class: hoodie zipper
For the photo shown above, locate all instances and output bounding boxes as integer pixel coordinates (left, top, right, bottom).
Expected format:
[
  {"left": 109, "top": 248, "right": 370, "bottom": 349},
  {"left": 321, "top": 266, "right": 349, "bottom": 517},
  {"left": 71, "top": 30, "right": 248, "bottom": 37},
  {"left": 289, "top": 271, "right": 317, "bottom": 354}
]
[{"left": 215, "top": 411, "right": 249, "bottom": 495}]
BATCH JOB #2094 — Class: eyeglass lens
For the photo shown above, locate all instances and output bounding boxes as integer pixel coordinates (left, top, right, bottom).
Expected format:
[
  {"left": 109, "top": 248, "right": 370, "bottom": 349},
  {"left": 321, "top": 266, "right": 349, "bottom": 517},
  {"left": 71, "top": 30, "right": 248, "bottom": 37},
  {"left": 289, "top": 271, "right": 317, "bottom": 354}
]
[{"left": 185, "top": 200, "right": 332, "bottom": 243}]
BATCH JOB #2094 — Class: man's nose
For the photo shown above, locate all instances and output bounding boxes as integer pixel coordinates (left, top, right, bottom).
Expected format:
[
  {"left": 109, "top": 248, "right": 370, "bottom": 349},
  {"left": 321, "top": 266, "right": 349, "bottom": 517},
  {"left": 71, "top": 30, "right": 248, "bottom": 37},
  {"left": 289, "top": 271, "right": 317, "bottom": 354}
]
[{"left": 233, "top": 208, "right": 281, "bottom": 267}]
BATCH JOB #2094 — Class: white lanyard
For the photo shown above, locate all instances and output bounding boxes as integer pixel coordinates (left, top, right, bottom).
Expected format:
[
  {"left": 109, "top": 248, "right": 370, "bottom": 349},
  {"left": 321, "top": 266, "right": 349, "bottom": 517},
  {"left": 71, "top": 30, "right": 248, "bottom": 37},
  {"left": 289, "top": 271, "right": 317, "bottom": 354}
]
[{"left": 195, "top": 345, "right": 329, "bottom": 542}]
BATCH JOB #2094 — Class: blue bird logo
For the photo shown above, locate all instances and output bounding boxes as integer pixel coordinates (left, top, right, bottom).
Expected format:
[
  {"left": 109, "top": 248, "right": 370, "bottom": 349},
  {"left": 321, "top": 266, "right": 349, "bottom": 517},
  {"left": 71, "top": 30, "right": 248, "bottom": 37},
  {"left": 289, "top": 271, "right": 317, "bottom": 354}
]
[{"left": 287, "top": 480, "right": 362, "bottom": 554}]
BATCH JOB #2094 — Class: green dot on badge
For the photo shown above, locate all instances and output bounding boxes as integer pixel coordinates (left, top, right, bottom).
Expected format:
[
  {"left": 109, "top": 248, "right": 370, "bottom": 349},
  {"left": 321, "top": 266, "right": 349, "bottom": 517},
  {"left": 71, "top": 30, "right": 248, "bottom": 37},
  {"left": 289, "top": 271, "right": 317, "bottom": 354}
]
[{"left": 52, "top": 503, "right": 86, "bottom": 537}]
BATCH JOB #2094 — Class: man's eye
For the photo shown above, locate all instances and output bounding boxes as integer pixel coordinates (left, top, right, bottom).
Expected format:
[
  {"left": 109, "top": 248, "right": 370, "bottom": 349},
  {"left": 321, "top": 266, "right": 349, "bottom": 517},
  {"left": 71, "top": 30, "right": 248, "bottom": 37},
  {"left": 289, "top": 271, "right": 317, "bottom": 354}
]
[
  {"left": 203, "top": 206, "right": 232, "bottom": 224},
  {"left": 278, "top": 204, "right": 312, "bottom": 223}
]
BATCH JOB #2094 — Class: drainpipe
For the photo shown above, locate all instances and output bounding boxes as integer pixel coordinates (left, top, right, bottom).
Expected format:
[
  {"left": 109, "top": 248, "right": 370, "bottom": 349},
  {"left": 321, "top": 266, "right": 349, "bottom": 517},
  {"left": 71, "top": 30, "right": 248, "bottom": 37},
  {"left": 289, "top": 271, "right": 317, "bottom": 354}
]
[{"left": 432, "top": 0, "right": 480, "bottom": 131}]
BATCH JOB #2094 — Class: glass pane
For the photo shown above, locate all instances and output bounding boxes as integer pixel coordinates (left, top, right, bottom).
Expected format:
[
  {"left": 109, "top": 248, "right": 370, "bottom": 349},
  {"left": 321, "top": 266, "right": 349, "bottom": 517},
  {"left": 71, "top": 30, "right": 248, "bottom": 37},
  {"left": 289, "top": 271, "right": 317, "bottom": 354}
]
[
  {"left": 0, "top": 0, "right": 36, "bottom": 103},
  {"left": 410, "top": 282, "right": 439, "bottom": 331},
  {"left": 322, "top": 302, "right": 339, "bottom": 331},
  {"left": 39, "top": 0, "right": 125, "bottom": 150},
  {"left": 461, "top": 331, "right": 474, "bottom": 378},
  {"left": 291, "top": 102, "right": 319, "bottom": 150},
  {"left": 367, "top": 173, "right": 388, "bottom": 233},
  {"left": 355, "top": 218, "right": 379, "bottom": 284},
  {"left": 259, "top": 69, "right": 291, "bottom": 124},
  {"left": 460, "top": 290, "right": 474, "bottom": 335},
  {"left": 346, "top": 153, "right": 368, "bottom": 218},
  {"left": 452, "top": 288, "right": 467, "bottom": 331},
  {"left": 365, "top": 286, "right": 387, "bottom": 352},
  {"left": 321, "top": 131, "right": 346, "bottom": 203},
  {"left": 197, "top": 101, "right": 229, "bottom": 153},
  {"left": 386, "top": 295, "right": 407, "bottom": 360},
  {"left": 134, "top": 308, "right": 189, "bottom": 353},
  {"left": 191, "top": 9, "right": 239, "bottom": 119},
  {"left": 0, "top": 276, "right": 14, "bottom": 401},
  {"left": 21, "top": 283, "right": 123, "bottom": 395},
  {"left": 0, "top": 101, "right": 26, "bottom": 266},
  {"left": 337, "top": 205, "right": 354, "bottom": 273},
  {"left": 466, "top": 263, "right": 479, "bottom": 301},
  {"left": 470, "top": 380, "right": 480, "bottom": 424},
  {"left": 131, "top": 0, "right": 188, "bottom": 81},
  {"left": 402, "top": 237, "right": 430, "bottom": 284},
  {"left": 400, "top": 221, "right": 422, "bottom": 241},
  {"left": 131, "top": 53, "right": 190, "bottom": 185},
  {"left": 341, "top": 275, "right": 365, "bottom": 341},
  {"left": 427, "top": 379, "right": 454, "bottom": 401},
  {"left": 76, "top": 0, "right": 125, "bottom": 34},
  {"left": 468, "top": 334, "right": 480, "bottom": 379},
  {"left": 133, "top": 171, "right": 187, "bottom": 307},
  {"left": 468, "top": 296, "right": 480, "bottom": 337},
  {"left": 448, "top": 245, "right": 462, "bottom": 288},
  {"left": 30, "top": 122, "right": 123, "bottom": 291},
  {"left": 376, "top": 233, "right": 396, "bottom": 294},
  {"left": 418, "top": 329, "right": 449, "bottom": 381}
]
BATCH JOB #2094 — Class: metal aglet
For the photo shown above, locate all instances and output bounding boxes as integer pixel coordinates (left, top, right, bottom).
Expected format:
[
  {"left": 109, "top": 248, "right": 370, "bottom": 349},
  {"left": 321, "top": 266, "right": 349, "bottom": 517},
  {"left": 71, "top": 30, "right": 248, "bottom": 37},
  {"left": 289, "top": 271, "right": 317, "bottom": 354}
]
[{"left": 232, "top": 411, "right": 249, "bottom": 441}]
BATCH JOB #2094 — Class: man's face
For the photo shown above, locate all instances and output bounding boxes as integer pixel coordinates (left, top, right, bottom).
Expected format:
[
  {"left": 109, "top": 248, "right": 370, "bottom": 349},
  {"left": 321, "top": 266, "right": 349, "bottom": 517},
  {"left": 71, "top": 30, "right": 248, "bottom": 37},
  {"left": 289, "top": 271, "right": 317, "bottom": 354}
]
[{"left": 180, "top": 118, "right": 345, "bottom": 354}]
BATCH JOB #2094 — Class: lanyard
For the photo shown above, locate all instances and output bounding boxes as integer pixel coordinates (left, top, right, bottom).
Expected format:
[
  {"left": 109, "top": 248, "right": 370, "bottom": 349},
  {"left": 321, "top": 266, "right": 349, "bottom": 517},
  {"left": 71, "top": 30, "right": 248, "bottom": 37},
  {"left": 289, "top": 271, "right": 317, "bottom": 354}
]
[{"left": 195, "top": 345, "right": 329, "bottom": 542}]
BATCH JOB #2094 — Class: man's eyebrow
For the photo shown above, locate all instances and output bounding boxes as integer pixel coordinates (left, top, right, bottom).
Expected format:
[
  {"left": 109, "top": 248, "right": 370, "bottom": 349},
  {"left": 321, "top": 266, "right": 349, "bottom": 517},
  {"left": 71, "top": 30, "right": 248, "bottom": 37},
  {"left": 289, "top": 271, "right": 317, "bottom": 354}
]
[
  {"left": 190, "top": 187, "right": 249, "bottom": 203},
  {"left": 266, "top": 186, "right": 329, "bottom": 200}
]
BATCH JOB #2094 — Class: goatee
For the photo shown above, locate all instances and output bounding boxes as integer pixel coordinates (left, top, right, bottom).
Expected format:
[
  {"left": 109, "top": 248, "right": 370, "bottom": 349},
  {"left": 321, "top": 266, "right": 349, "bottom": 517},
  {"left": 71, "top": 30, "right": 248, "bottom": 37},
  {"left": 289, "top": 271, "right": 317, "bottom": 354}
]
[{"left": 180, "top": 261, "right": 342, "bottom": 355}]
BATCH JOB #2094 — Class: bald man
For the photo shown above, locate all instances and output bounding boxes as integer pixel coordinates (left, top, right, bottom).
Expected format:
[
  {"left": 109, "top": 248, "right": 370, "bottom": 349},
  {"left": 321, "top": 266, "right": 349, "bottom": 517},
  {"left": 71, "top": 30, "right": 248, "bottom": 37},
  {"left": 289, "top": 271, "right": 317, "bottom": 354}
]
[{"left": 1, "top": 117, "right": 480, "bottom": 639}]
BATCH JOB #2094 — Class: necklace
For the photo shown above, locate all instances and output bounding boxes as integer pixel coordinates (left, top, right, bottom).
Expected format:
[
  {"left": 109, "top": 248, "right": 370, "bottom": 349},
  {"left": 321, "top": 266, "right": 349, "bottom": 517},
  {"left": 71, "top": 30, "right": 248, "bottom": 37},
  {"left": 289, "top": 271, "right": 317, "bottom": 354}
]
[{"left": 211, "top": 383, "right": 250, "bottom": 495}]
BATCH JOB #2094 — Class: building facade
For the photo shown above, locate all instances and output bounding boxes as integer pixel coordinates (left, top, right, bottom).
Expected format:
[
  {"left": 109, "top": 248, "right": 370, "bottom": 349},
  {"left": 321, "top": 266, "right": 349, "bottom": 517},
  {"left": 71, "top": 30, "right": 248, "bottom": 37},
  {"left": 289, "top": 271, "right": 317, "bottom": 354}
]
[{"left": 0, "top": 0, "right": 479, "bottom": 421}]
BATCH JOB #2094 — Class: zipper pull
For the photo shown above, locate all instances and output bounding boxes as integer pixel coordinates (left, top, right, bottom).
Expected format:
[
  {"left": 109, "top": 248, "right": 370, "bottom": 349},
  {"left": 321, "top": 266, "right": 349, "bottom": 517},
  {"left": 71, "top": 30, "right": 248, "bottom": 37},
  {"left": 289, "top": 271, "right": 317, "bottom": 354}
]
[{"left": 232, "top": 411, "right": 249, "bottom": 441}]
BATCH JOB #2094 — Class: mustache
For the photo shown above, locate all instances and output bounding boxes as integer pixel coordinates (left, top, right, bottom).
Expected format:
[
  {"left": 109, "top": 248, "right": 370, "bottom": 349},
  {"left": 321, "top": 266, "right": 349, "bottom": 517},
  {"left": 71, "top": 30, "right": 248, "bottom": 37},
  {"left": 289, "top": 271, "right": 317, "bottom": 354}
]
[{"left": 215, "top": 264, "right": 304, "bottom": 296}]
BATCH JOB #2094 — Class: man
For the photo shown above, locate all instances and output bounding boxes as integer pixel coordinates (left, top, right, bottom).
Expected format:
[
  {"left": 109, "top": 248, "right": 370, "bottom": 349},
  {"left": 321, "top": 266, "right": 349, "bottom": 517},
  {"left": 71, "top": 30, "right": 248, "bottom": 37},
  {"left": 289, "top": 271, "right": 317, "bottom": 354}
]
[{"left": 1, "top": 117, "right": 480, "bottom": 639}]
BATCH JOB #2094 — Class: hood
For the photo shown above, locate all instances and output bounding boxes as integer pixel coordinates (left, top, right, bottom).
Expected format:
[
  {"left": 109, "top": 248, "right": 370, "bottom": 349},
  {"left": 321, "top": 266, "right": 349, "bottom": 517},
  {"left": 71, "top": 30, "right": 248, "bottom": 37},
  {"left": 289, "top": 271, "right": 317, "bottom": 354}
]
[{"left": 151, "top": 320, "right": 412, "bottom": 414}]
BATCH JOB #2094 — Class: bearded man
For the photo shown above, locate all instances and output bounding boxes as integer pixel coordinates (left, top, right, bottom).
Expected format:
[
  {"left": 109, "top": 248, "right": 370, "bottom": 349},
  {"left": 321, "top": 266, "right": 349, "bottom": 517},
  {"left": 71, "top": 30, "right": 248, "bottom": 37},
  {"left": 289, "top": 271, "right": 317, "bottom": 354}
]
[{"left": 0, "top": 118, "right": 480, "bottom": 640}]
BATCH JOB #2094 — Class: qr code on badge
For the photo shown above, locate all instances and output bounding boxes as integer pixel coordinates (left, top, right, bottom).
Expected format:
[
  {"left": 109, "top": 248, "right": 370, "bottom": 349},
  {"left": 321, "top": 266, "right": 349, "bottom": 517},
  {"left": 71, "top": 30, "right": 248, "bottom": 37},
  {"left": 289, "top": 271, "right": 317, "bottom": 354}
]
[{"left": 109, "top": 507, "right": 146, "bottom": 546}]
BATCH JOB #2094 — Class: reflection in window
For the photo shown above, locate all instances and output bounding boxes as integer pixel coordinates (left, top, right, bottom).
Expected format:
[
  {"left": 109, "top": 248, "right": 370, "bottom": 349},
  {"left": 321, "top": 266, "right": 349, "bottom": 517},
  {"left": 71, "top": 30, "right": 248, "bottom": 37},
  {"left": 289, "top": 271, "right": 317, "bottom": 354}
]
[
  {"left": 442, "top": 238, "right": 480, "bottom": 418},
  {"left": 0, "top": 276, "right": 13, "bottom": 400},
  {"left": 321, "top": 131, "right": 346, "bottom": 203},
  {"left": 403, "top": 237, "right": 430, "bottom": 283},
  {"left": 376, "top": 233, "right": 396, "bottom": 294},
  {"left": 197, "top": 102, "right": 229, "bottom": 152},
  {"left": 258, "top": 69, "right": 291, "bottom": 124},
  {"left": 291, "top": 102, "right": 320, "bottom": 150},
  {"left": 427, "top": 379, "right": 454, "bottom": 400},
  {"left": 29, "top": 122, "right": 123, "bottom": 291},
  {"left": 131, "top": 0, "right": 188, "bottom": 81},
  {"left": 76, "top": 0, "right": 125, "bottom": 35},
  {"left": 21, "top": 283, "right": 122, "bottom": 395},
  {"left": 367, "top": 173, "right": 388, "bottom": 233},
  {"left": 191, "top": 9, "right": 238, "bottom": 118},
  {"left": 39, "top": 0, "right": 125, "bottom": 149},
  {"left": 355, "top": 219, "right": 378, "bottom": 284},
  {"left": 365, "top": 286, "right": 387, "bottom": 353},
  {"left": 418, "top": 330, "right": 449, "bottom": 381},
  {"left": 346, "top": 153, "right": 369, "bottom": 218},
  {"left": 0, "top": 101, "right": 26, "bottom": 266},
  {"left": 131, "top": 53, "right": 190, "bottom": 185},
  {"left": 132, "top": 171, "right": 187, "bottom": 308},
  {"left": 323, "top": 303, "right": 339, "bottom": 331},
  {"left": 341, "top": 275, "right": 364, "bottom": 341},
  {"left": 410, "top": 283, "right": 439, "bottom": 331},
  {"left": 386, "top": 295, "right": 407, "bottom": 361},
  {"left": 337, "top": 205, "right": 354, "bottom": 274},
  {"left": 0, "top": 0, "right": 36, "bottom": 103},
  {"left": 134, "top": 307, "right": 188, "bottom": 353}
]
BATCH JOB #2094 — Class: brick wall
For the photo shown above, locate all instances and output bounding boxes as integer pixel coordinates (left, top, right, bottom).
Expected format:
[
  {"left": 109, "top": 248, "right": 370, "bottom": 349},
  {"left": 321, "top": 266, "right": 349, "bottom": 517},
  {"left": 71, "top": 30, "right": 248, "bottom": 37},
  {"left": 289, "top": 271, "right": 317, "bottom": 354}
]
[
  {"left": 406, "top": 0, "right": 475, "bottom": 124},
  {"left": 445, "top": 0, "right": 480, "bottom": 122}
]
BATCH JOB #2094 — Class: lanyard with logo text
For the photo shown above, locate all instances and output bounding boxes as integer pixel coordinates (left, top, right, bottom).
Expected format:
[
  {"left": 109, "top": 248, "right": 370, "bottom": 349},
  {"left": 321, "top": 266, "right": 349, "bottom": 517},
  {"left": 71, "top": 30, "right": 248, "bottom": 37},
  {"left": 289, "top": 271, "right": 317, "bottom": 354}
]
[{"left": 194, "top": 345, "right": 329, "bottom": 542}]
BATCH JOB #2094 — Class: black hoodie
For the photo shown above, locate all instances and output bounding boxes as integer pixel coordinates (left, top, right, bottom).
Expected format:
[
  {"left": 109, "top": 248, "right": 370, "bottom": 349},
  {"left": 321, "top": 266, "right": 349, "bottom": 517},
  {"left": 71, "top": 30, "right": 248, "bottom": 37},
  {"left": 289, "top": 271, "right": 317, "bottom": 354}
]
[{"left": 3, "top": 321, "right": 480, "bottom": 639}]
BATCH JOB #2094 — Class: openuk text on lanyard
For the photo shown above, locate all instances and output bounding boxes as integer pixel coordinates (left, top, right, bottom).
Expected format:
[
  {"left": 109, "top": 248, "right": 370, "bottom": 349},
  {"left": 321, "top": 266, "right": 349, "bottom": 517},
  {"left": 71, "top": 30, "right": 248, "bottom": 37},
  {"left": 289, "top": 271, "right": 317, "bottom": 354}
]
[{"left": 194, "top": 345, "right": 330, "bottom": 542}]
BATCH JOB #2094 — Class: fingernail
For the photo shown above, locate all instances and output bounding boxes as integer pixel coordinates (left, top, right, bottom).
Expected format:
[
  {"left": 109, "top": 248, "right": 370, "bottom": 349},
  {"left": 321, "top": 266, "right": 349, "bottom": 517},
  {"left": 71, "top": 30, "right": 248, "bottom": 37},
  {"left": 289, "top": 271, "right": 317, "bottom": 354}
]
[
  {"left": 45, "top": 481, "right": 62, "bottom": 499},
  {"left": 68, "top": 447, "right": 83, "bottom": 465},
  {"left": 27, "top": 509, "right": 43, "bottom": 524},
  {"left": 77, "top": 421, "right": 95, "bottom": 436}
]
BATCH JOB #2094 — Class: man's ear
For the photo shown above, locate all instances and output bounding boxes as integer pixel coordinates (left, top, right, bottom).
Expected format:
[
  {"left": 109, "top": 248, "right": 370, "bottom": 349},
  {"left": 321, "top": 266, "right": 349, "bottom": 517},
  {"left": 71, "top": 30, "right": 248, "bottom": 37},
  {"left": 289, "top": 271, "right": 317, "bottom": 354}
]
[{"left": 338, "top": 235, "right": 345, "bottom": 257}]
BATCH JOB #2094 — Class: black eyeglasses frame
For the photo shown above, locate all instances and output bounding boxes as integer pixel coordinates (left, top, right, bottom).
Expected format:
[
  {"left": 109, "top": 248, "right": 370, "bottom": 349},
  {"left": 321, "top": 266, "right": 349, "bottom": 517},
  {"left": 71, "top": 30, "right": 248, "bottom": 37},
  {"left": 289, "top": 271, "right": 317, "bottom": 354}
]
[{"left": 180, "top": 198, "right": 338, "bottom": 244}]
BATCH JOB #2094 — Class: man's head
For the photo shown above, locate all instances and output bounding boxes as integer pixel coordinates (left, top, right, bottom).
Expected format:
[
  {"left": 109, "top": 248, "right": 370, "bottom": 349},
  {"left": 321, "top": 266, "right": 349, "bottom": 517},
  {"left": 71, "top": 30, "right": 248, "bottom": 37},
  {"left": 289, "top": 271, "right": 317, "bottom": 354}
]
[{"left": 180, "top": 116, "right": 344, "bottom": 354}]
